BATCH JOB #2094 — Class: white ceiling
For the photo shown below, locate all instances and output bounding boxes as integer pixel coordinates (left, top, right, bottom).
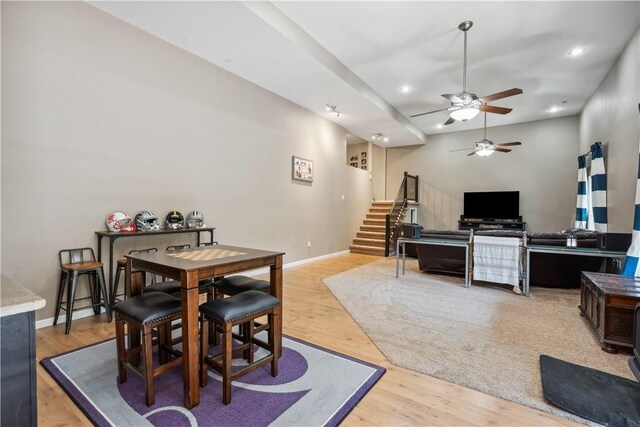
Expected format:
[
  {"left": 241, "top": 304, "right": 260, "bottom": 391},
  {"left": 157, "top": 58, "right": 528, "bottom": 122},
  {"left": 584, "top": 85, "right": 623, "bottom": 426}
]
[{"left": 90, "top": 1, "right": 639, "bottom": 147}]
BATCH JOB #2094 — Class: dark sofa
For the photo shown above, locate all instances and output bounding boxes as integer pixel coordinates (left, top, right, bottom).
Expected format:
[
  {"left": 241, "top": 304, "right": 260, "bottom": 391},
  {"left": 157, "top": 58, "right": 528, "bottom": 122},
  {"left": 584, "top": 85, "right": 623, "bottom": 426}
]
[{"left": 406, "top": 229, "right": 610, "bottom": 289}]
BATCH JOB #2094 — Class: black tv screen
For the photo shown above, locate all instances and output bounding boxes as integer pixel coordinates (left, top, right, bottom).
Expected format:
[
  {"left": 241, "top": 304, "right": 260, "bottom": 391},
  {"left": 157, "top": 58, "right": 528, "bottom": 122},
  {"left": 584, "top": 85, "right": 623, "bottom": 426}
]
[{"left": 463, "top": 191, "right": 519, "bottom": 219}]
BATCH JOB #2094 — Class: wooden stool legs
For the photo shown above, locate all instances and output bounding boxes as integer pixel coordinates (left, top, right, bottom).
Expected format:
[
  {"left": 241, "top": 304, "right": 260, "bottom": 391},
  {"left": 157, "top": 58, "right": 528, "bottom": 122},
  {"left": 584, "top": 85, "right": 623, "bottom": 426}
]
[{"left": 199, "top": 307, "right": 280, "bottom": 405}]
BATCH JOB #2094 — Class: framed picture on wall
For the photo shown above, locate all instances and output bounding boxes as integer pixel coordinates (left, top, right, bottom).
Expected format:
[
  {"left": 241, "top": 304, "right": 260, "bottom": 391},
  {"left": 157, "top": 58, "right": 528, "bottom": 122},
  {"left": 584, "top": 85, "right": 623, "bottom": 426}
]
[
  {"left": 361, "top": 152, "right": 367, "bottom": 159},
  {"left": 350, "top": 155, "right": 358, "bottom": 162},
  {"left": 292, "top": 156, "right": 314, "bottom": 182},
  {"left": 350, "top": 162, "right": 358, "bottom": 168}
]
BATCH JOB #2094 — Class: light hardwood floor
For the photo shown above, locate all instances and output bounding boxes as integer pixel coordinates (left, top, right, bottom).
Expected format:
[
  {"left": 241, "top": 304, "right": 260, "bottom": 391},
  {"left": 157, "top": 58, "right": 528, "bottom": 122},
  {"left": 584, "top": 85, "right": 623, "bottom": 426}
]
[{"left": 36, "top": 253, "right": 578, "bottom": 426}]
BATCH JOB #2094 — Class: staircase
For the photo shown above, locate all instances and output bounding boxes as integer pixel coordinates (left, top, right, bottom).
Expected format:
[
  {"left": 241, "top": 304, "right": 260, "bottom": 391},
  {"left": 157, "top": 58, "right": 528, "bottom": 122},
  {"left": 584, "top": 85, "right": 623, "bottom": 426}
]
[{"left": 350, "top": 201, "right": 403, "bottom": 256}]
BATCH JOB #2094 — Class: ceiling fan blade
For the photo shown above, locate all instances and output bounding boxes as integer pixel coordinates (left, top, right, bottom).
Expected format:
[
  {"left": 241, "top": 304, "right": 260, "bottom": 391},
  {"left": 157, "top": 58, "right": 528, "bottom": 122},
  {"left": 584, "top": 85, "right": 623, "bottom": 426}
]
[
  {"left": 479, "top": 88, "right": 523, "bottom": 103},
  {"left": 450, "top": 147, "right": 475, "bottom": 152},
  {"left": 494, "top": 148, "right": 512, "bottom": 153},
  {"left": 467, "top": 151, "right": 477, "bottom": 156},
  {"left": 443, "top": 117, "right": 456, "bottom": 126},
  {"left": 495, "top": 142, "right": 521, "bottom": 147},
  {"left": 442, "top": 94, "right": 463, "bottom": 103},
  {"left": 480, "top": 105, "right": 512, "bottom": 115},
  {"left": 410, "top": 108, "right": 449, "bottom": 118}
]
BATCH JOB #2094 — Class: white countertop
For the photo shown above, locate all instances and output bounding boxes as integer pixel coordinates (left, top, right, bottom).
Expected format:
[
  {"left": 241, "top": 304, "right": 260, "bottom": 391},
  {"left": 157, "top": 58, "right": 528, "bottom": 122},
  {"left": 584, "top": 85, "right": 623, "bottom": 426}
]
[{"left": 0, "top": 274, "right": 46, "bottom": 317}]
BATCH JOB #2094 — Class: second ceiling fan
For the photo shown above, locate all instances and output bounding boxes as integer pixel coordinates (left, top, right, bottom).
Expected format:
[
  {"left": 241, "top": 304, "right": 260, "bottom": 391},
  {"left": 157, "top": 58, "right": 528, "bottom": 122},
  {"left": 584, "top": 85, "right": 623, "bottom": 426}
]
[
  {"left": 450, "top": 112, "right": 522, "bottom": 157},
  {"left": 411, "top": 21, "right": 523, "bottom": 126}
]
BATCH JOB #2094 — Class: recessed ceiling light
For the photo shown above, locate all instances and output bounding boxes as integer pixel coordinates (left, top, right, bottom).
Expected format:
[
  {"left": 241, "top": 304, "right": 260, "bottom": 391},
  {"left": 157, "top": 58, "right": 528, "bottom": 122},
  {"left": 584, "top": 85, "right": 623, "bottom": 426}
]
[
  {"left": 400, "top": 85, "right": 412, "bottom": 93},
  {"left": 436, "top": 124, "right": 444, "bottom": 129},
  {"left": 548, "top": 106, "right": 560, "bottom": 113},
  {"left": 383, "top": 136, "right": 389, "bottom": 142},
  {"left": 568, "top": 47, "right": 585, "bottom": 57}
]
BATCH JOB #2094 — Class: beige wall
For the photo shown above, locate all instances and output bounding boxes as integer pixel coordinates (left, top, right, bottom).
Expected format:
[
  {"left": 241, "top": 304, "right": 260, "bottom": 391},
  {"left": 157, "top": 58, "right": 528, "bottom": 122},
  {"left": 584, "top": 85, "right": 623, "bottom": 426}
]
[
  {"left": 579, "top": 29, "right": 639, "bottom": 233},
  {"left": 371, "top": 143, "right": 386, "bottom": 200},
  {"left": 386, "top": 116, "right": 580, "bottom": 232},
  {"left": 1, "top": 1, "right": 371, "bottom": 320}
]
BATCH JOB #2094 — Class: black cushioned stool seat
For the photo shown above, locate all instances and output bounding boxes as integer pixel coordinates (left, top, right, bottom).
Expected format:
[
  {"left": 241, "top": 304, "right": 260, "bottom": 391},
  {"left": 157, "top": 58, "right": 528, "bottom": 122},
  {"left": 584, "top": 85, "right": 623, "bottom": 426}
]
[
  {"left": 200, "top": 290, "right": 281, "bottom": 405},
  {"left": 213, "top": 275, "right": 270, "bottom": 296},
  {"left": 113, "top": 293, "right": 182, "bottom": 407},
  {"left": 145, "top": 279, "right": 215, "bottom": 296}
]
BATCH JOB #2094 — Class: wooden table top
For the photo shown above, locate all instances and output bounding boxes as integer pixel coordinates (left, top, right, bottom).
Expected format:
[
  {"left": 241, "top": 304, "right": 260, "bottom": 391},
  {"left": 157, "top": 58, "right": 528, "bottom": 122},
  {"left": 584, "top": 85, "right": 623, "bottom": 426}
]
[
  {"left": 582, "top": 272, "right": 640, "bottom": 295},
  {"left": 126, "top": 244, "right": 284, "bottom": 272}
]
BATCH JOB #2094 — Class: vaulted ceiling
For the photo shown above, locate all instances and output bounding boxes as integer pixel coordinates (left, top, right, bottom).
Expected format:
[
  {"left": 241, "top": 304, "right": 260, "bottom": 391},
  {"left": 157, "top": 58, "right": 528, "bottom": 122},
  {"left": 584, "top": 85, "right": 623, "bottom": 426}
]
[{"left": 91, "top": 1, "right": 639, "bottom": 147}]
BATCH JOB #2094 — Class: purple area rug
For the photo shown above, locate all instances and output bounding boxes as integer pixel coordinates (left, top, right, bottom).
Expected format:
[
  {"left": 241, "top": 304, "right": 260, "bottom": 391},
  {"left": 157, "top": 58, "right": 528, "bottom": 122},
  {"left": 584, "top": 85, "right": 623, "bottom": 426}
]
[{"left": 41, "top": 334, "right": 385, "bottom": 426}]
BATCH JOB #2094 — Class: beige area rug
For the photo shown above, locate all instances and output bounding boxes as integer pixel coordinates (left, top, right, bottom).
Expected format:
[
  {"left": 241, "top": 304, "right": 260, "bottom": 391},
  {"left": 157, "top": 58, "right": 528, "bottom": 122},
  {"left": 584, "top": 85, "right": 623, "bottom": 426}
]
[{"left": 323, "top": 257, "right": 633, "bottom": 423}]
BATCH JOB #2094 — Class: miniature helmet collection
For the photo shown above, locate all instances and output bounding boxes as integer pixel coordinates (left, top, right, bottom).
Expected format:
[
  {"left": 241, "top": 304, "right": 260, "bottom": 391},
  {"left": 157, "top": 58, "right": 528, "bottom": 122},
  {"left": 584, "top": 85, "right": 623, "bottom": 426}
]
[
  {"left": 106, "top": 211, "right": 136, "bottom": 232},
  {"left": 186, "top": 210, "right": 206, "bottom": 229},
  {"left": 105, "top": 210, "right": 206, "bottom": 232},
  {"left": 165, "top": 211, "right": 185, "bottom": 230}
]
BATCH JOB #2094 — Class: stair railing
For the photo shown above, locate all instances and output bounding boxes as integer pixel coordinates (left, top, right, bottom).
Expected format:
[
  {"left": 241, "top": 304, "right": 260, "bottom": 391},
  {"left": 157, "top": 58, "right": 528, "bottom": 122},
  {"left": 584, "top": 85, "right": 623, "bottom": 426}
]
[{"left": 385, "top": 172, "right": 419, "bottom": 256}]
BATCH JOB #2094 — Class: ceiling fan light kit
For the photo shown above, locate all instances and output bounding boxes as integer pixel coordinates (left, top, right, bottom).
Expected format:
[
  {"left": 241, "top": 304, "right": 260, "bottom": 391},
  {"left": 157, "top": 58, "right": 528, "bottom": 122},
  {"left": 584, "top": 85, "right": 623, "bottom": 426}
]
[{"left": 450, "top": 106, "right": 480, "bottom": 121}]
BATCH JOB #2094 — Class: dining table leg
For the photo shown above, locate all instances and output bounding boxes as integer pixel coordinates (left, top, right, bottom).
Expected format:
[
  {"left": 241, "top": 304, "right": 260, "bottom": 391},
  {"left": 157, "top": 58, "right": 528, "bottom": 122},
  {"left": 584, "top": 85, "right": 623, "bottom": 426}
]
[
  {"left": 270, "top": 255, "right": 283, "bottom": 359},
  {"left": 125, "top": 258, "right": 143, "bottom": 367},
  {"left": 181, "top": 270, "right": 200, "bottom": 409}
]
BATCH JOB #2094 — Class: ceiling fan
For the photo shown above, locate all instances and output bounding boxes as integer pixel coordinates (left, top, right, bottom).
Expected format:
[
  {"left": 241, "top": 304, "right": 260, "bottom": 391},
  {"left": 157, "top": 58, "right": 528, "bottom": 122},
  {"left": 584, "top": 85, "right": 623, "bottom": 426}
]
[
  {"left": 410, "top": 21, "right": 523, "bottom": 126},
  {"left": 450, "top": 112, "right": 522, "bottom": 157}
]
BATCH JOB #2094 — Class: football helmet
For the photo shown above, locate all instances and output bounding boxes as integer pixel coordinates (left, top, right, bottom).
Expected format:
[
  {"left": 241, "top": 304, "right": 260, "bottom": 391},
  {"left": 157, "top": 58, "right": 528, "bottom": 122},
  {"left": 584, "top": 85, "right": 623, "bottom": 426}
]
[
  {"left": 165, "top": 211, "right": 185, "bottom": 230},
  {"left": 106, "top": 211, "right": 136, "bottom": 232},
  {"left": 186, "top": 211, "right": 205, "bottom": 229},
  {"left": 135, "top": 211, "right": 160, "bottom": 231}
]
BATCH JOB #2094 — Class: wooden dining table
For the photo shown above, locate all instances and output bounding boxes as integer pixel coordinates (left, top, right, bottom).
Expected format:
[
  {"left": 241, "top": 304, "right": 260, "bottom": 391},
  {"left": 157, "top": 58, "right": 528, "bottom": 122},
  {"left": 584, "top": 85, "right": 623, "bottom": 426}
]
[{"left": 125, "top": 244, "right": 284, "bottom": 409}]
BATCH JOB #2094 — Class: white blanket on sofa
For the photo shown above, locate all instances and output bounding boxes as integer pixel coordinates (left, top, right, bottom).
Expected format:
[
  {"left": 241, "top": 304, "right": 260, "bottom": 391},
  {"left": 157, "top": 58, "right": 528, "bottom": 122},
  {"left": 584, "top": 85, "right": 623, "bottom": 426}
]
[{"left": 473, "top": 236, "right": 521, "bottom": 292}]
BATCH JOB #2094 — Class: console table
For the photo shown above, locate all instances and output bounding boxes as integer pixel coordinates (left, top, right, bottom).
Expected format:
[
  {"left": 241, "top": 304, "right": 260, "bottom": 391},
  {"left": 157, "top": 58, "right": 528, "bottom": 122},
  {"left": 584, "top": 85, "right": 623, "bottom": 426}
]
[
  {"left": 96, "top": 227, "right": 216, "bottom": 303},
  {"left": 579, "top": 272, "right": 640, "bottom": 353},
  {"left": 396, "top": 237, "right": 470, "bottom": 287},
  {"left": 524, "top": 245, "right": 626, "bottom": 297}
]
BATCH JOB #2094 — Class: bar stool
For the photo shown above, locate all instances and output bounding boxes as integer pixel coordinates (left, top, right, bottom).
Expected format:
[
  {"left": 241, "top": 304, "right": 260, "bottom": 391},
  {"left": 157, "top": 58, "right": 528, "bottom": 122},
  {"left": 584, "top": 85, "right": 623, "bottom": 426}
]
[
  {"left": 113, "top": 292, "right": 182, "bottom": 407},
  {"left": 212, "top": 276, "right": 271, "bottom": 344},
  {"left": 110, "top": 248, "right": 158, "bottom": 310},
  {"left": 213, "top": 275, "right": 271, "bottom": 297},
  {"left": 199, "top": 290, "right": 281, "bottom": 405},
  {"left": 54, "top": 248, "right": 112, "bottom": 334}
]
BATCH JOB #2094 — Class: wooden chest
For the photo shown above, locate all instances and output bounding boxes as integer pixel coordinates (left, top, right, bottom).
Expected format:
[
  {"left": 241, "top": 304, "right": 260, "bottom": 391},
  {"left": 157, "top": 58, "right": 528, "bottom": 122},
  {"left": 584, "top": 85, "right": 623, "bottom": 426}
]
[{"left": 580, "top": 272, "right": 640, "bottom": 353}]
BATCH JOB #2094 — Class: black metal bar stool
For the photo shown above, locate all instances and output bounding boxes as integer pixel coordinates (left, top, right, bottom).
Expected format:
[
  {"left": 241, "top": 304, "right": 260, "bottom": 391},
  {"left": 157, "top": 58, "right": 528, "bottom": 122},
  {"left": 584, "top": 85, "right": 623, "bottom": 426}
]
[
  {"left": 199, "top": 290, "right": 281, "bottom": 405},
  {"left": 110, "top": 248, "right": 158, "bottom": 310},
  {"left": 113, "top": 292, "right": 182, "bottom": 407},
  {"left": 54, "top": 247, "right": 112, "bottom": 334}
]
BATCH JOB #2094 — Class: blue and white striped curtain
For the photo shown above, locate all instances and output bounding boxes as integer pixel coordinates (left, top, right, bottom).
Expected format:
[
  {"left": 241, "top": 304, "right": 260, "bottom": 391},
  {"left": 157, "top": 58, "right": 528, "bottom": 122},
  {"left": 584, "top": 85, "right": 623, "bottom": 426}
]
[
  {"left": 590, "top": 143, "right": 608, "bottom": 233},
  {"left": 622, "top": 105, "right": 640, "bottom": 276},
  {"left": 575, "top": 155, "right": 588, "bottom": 229}
]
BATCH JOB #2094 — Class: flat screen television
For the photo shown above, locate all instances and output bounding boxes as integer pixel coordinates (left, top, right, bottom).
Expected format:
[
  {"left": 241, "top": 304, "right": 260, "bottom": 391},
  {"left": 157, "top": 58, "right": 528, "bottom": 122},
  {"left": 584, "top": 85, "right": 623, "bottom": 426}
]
[{"left": 463, "top": 191, "right": 519, "bottom": 219}]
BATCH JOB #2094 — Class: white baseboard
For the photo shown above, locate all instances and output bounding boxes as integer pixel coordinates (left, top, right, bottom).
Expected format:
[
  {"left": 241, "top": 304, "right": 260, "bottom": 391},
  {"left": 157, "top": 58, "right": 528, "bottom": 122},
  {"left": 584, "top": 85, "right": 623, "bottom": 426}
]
[
  {"left": 36, "top": 307, "right": 100, "bottom": 329},
  {"left": 35, "top": 249, "right": 351, "bottom": 330}
]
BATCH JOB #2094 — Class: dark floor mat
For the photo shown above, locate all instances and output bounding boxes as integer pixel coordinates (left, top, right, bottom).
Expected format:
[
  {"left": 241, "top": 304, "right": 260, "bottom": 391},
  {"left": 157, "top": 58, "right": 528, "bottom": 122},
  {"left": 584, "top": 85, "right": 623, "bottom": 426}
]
[{"left": 540, "top": 355, "right": 640, "bottom": 426}]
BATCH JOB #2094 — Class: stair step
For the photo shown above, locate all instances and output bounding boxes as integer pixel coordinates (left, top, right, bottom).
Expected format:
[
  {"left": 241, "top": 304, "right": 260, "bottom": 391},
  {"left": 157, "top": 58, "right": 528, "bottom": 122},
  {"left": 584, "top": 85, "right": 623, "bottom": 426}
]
[
  {"left": 357, "top": 231, "right": 386, "bottom": 239},
  {"left": 361, "top": 225, "right": 386, "bottom": 232},
  {"left": 364, "top": 219, "right": 386, "bottom": 225},
  {"left": 372, "top": 201, "right": 394, "bottom": 207},
  {"left": 370, "top": 207, "right": 391, "bottom": 213},
  {"left": 353, "top": 238, "right": 386, "bottom": 247},
  {"left": 366, "top": 213, "right": 388, "bottom": 220},
  {"left": 349, "top": 245, "right": 386, "bottom": 256}
]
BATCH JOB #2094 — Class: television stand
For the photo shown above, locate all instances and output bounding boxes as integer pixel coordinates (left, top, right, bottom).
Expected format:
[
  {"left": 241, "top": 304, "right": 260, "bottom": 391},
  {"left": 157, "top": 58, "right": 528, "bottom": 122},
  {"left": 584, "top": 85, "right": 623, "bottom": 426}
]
[{"left": 458, "top": 217, "right": 525, "bottom": 231}]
